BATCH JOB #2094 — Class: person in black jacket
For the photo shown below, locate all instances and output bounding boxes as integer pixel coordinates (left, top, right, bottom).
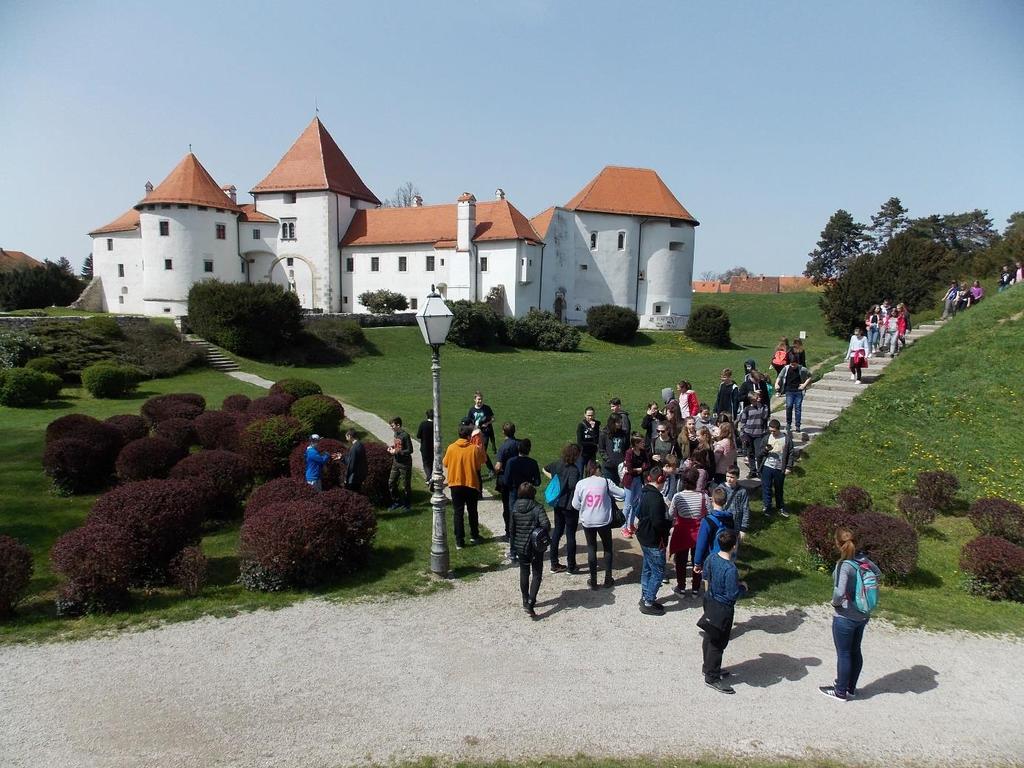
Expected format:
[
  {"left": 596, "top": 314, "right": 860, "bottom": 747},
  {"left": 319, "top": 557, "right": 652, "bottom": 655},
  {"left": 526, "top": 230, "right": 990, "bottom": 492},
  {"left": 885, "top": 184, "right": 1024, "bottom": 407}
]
[
  {"left": 713, "top": 368, "right": 740, "bottom": 421},
  {"left": 415, "top": 409, "right": 434, "bottom": 478},
  {"left": 635, "top": 467, "right": 670, "bottom": 615},
  {"left": 598, "top": 415, "right": 628, "bottom": 484},
  {"left": 494, "top": 422, "right": 520, "bottom": 541},
  {"left": 543, "top": 443, "right": 582, "bottom": 573},
  {"left": 509, "top": 482, "right": 550, "bottom": 618},
  {"left": 576, "top": 407, "right": 601, "bottom": 467},
  {"left": 342, "top": 429, "right": 367, "bottom": 492}
]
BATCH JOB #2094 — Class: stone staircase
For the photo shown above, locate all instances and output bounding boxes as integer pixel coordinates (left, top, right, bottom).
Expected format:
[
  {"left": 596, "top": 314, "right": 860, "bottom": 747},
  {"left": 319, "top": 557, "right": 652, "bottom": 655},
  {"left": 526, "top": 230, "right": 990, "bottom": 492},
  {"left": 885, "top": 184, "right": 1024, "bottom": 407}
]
[{"left": 184, "top": 334, "right": 240, "bottom": 372}]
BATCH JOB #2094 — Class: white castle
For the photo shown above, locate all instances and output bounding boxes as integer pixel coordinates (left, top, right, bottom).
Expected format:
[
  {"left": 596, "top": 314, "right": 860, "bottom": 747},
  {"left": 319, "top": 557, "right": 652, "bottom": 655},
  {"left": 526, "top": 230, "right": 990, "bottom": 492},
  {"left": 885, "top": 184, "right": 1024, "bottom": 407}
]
[{"left": 88, "top": 118, "right": 698, "bottom": 329}]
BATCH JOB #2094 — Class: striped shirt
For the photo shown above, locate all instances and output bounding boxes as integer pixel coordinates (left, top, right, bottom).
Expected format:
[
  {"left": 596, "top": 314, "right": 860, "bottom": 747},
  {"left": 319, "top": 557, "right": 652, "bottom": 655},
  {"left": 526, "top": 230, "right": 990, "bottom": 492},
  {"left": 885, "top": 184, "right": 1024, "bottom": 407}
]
[
  {"left": 737, "top": 404, "right": 769, "bottom": 438},
  {"left": 669, "top": 489, "right": 710, "bottom": 520}
]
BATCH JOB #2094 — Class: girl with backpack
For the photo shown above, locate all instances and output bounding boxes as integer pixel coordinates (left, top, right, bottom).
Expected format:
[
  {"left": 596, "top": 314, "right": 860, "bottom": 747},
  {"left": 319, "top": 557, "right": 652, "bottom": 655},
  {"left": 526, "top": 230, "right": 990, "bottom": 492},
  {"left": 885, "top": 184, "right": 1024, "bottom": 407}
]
[
  {"left": 821, "top": 527, "right": 882, "bottom": 701},
  {"left": 771, "top": 338, "right": 791, "bottom": 374},
  {"left": 543, "top": 443, "right": 582, "bottom": 573},
  {"left": 509, "top": 482, "right": 550, "bottom": 619}
]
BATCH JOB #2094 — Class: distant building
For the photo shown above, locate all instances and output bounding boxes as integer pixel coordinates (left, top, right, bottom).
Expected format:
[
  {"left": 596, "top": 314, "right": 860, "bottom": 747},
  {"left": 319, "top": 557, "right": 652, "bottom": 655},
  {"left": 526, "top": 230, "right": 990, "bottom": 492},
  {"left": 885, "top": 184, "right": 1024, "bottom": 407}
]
[
  {"left": 88, "top": 118, "right": 699, "bottom": 328},
  {"left": 693, "top": 275, "right": 816, "bottom": 294},
  {"left": 0, "top": 248, "right": 43, "bottom": 273}
]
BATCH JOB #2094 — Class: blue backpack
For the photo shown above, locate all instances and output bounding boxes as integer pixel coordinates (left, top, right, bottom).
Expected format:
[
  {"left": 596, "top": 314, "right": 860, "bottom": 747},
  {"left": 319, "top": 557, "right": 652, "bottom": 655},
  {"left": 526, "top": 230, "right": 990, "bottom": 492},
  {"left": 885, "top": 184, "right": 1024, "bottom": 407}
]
[
  {"left": 704, "top": 511, "right": 735, "bottom": 554},
  {"left": 844, "top": 559, "right": 880, "bottom": 615},
  {"left": 544, "top": 474, "right": 561, "bottom": 505}
]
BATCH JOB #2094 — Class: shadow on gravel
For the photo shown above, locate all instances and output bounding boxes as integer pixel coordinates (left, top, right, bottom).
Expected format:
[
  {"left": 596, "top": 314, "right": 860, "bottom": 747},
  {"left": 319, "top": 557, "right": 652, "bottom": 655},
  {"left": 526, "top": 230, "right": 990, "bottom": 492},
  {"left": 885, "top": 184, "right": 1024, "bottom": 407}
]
[
  {"left": 856, "top": 665, "right": 939, "bottom": 699},
  {"left": 728, "top": 652, "right": 822, "bottom": 688},
  {"left": 534, "top": 583, "right": 617, "bottom": 619},
  {"left": 731, "top": 608, "right": 808, "bottom": 638}
]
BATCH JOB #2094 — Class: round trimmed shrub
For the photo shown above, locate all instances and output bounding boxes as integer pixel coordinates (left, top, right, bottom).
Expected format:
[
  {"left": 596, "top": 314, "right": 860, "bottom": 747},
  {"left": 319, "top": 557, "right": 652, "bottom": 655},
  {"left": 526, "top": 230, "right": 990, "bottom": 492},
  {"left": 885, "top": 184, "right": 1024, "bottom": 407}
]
[
  {"left": 270, "top": 378, "right": 323, "bottom": 400},
  {"left": 799, "top": 505, "right": 853, "bottom": 563},
  {"left": 854, "top": 510, "right": 919, "bottom": 581},
  {"left": 960, "top": 535, "right": 1024, "bottom": 601},
  {"left": 51, "top": 523, "right": 138, "bottom": 615},
  {"left": 239, "top": 415, "right": 305, "bottom": 478},
  {"left": 247, "top": 393, "right": 296, "bottom": 420},
  {"left": 169, "top": 546, "right": 207, "bottom": 597},
  {"left": 141, "top": 394, "right": 205, "bottom": 425},
  {"left": 45, "top": 413, "right": 123, "bottom": 456},
  {"left": 288, "top": 438, "right": 347, "bottom": 491},
  {"left": 170, "top": 450, "right": 253, "bottom": 517},
  {"left": 915, "top": 471, "right": 960, "bottom": 513},
  {"left": 685, "top": 304, "right": 732, "bottom": 347},
  {"left": 115, "top": 436, "right": 184, "bottom": 482},
  {"left": 81, "top": 362, "right": 141, "bottom": 399},
  {"left": 898, "top": 494, "right": 936, "bottom": 531},
  {"left": 319, "top": 488, "right": 377, "bottom": 572},
  {"left": 446, "top": 300, "right": 503, "bottom": 348},
  {"left": 154, "top": 417, "right": 198, "bottom": 453},
  {"left": 361, "top": 441, "right": 393, "bottom": 507},
  {"left": 969, "top": 497, "right": 1024, "bottom": 546},
  {"left": 239, "top": 500, "right": 344, "bottom": 591},
  {"left": 0, "top": 535, "right": 33, "bottom": 616},
  {"left": 290, "top": 394, "right": 345, "bottom": 438},
  {"left": 586, "top": 304, "right": 639, "bottom": 343},
  {"left": 43, "top": 438, "right": 113, "bottom": 494},
  {"left": 836, "top": 486, "right": 873, "bottom": 515},
  {"left": 0, "top": 367, "right": 57, "bottom": 407},
  {"left": 104, "top": 414, "right": 149, "bottom": 444},
  {"left": 25, "top": 356, "right": 62, "bottom": 376},
  {"left": 87, "top": 479, "right": 208, "bottom": 585},
  {"left": 82, "top": 315, "right": 124, "bottom": 339},
  {"left": 194, "top": 409, "right": 242, "bottom": 451},
  {"left": 245, "top": 476, "right": 318, "bottom": 519},
  {"left": 222, "top": 393, "right": 252, "bottom": 413}
]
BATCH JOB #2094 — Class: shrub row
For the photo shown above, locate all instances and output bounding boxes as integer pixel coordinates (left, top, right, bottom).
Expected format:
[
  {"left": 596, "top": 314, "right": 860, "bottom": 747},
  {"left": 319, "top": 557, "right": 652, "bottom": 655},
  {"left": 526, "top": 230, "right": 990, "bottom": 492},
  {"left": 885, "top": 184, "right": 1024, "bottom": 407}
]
[
  {"left": 0, "top": 535, "right": 33, "bottom": 617},
  {"left": 799, "top": 505, "right": 918, "bottom": 580}
]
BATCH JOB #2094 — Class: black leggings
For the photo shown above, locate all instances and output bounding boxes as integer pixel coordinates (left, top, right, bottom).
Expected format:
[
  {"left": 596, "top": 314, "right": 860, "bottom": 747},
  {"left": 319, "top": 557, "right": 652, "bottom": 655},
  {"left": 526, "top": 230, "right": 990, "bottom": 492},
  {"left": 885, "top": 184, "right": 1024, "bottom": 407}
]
[
  {"left": 849, "top": 360, "right": 862, "bottom": 381},
  {"left": 583, "top": 524, "right": 613, "bottom": 582},
  {"left": 550, "top": 507, "right": 579, "bottom": 567},
  {"left": 519, "top": 556, "right": 543, "bottom": 606}
]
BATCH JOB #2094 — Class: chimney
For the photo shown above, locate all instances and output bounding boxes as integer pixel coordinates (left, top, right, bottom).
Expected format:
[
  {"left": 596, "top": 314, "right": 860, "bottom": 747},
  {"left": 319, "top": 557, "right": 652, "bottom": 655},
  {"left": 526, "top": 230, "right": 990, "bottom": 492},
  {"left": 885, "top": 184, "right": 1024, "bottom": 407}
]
[
  {"left": 494, "top": 188, "right": 505, "bottom": 201},
  {"left": 144, "top": 181, "right": 154, "bottom": 195},
  {"left": 456, "top": 192, "right": 476, "bottom": 252},
  {"left": 222, "top": 185, "right": 237, "bottom": 204},
  {"left": 411, "top": 194, "right": 423, "bottom": 207}
]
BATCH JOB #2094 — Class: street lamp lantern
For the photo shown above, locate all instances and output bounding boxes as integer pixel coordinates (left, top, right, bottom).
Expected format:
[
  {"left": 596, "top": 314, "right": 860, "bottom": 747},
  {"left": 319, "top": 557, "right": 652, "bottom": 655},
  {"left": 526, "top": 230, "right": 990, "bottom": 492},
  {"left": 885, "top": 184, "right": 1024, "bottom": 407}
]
[{"left": 417, "top": 286, "right": 452, "bottom": 577}]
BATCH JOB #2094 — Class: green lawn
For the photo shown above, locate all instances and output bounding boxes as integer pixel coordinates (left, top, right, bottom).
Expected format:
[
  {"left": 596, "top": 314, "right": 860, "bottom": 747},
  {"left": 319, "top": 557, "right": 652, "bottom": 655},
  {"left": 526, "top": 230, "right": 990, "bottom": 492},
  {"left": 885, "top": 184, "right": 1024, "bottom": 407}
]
[{"left": 0, "top": 368, "right": 501, "bottom": 644}]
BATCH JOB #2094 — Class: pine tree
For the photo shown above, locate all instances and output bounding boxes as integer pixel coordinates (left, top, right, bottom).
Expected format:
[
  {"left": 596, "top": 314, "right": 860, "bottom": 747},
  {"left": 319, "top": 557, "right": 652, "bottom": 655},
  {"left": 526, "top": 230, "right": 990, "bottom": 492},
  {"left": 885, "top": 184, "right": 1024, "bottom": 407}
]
[
  {"left": 81, "top": 254, "right": 94, "bottom": 279},
  {"left": 868, "top": 197, "right": 909, "bottom": 251},
  {"left": 56, "top": 256, "right": 73, "bottom": 275},
  {"left": 804, "top": 209, "right": 867, "bottom": 284}
]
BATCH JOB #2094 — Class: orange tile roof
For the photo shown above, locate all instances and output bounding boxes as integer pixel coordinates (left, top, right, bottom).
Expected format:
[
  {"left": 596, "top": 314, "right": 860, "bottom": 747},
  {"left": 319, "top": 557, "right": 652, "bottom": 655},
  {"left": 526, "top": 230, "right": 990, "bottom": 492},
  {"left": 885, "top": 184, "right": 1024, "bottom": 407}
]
[
  {"left": 530, "top": 206, "right": 556, "bottom": 239},
  {"left": 251, "top": 117, "right": 381, "bottom": 205},
  {"left": 341, "top": 199, "right": 542, "bottom": 247},
  {"left": 135, "top": 153, "right": 242, "bottom": 212},
  {"left": 238, "top": 204, "right": 278, "bottom": 223},
  {"left": 564, "top": 166, "right": 698, "bottom": 224},
  {"left": 88, "top": 208, "right": 141, "bottom": 236},
  {"left": 0, "top": 248, "right": 43, "bottom": 272}
]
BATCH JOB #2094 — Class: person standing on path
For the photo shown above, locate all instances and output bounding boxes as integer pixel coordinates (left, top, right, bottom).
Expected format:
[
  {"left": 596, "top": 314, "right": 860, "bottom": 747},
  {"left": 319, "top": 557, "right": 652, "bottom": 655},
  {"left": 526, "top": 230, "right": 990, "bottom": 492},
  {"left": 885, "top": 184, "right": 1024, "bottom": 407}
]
[
  {"left": 722, "top": 467, "right": 750, "bottom": 556},
  {"left": 693, "top": 487, "right": 736, "bottom": 578},
  {"left": 737, "top": 390, "right": 769, "bottom": 479},
  {"left": 635, "top": 467, "right": 669, "bottom": 615},
  {"left": 415, "top": 410, "right": 434, "bottom": 479},
  {"left": 466, "top": 391, "right": 497, "bottom": 478},
  {"left": 845, "top": 327, "right": 870, "bottom": 383},
  {"left": 699, "top": 529, "right": 746, "bottom": 694},
  {"left": 598, "top": 414, "right": 629, "bottom": 485},
  {"left": 761, "top": 419, "right": 794, "bottom": 518},
  {"left": 503, "top": 438, "right": 541, "bottom": 513},
  {"left": 442, "top": 423, "right": 487, "bottom": 549},
  {"left": 775, "top": 356, "right": 811, "bottom": 432},
  {"left": 713, "top": 368, "right": 740, "bottom": 422},
  {"left": 386, "top": 417, "right": 414, "bottom": 512},
  {"left": 508, "top": 482, "right": 550, "bottom": 619},
  {"left": 543, "top": 443, "right": 582, "bottom": 573},
  {"left": 576, "top": 406, "right": 601, "bottom": 467},
  {"left": 820, "top": 528, "right": 882, "bottom": 701},
  {"left": 494, "top": 422, "right": 520, "bottom": 542},
  {"left": 712, "top": 423, "right": 737, "bottom": 486},
  {"left": 304, "top": 434, "right": 338, "bottom": 492},
  {"left": 342, "top": 429, "right": 367, "bottom": 492},
  {"left": 572, "top": 460, "right": 625, "bottom": 589}
]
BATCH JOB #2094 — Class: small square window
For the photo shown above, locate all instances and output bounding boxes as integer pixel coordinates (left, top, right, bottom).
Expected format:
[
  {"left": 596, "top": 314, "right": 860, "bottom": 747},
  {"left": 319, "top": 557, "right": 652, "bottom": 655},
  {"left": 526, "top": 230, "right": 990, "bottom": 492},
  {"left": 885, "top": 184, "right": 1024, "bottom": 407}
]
[
  {"left": 159, "top": 220, "right": 169, "bottom": 236},
  {"left": 529, "top": 259, "right": 533, "bottom": 265},
  {"left": 343, "top": 296, "right": 349, "bottom": 304},
  {"left": 215, "top": 208, "right": 223, "bottom": 213},
  {"left": 118, "top": 296, "right": 124, "bottom": 305},
  {"left": 177, "top": 204, "right": 188, "bottom": 209},
  {"left": 654, "top": 304, "right": 662, "bottom": 314},
  {"left": 163, "top": 307, "right": 171, "bottom": 313},
  {"left": 440, "top": 258, "right": 445, "bottom": 266},
  {"left": 480, "top": 256, "right": 488, "bottom": 272},
  {"left": 198, "top": 206, "right": 208, "bottom": 211},
  {"left": 121, "top": 286, "right": 128, "bottom": 295},
  {"left": 590, "top": 232, "right": 598, "bottom": 249},
  {"left": 345, "top": 257, "right": 354, "bottom": 272},
  {"left": 204, "top": 260, "right": 214, "bottom": 273},
  {"left": 106, "top": 238, "right": 113, "bottom": 251},
  {"left": 146, "top": 204, "right": 155, "bottom": 211},
  {"left": 410, "top": 298, "right": 418, "bottom": 310},
  {"left": 285, "top": 192, "right": 296, "bottom": 204},
  {"left": 425, "top": 255, "right": 435, "bottom": 272},
  {"left": 215, "top": 223, "right": 226, "bottom": 240},
  {"left": 617, "top": 231, "right": 625, "bottom": 250},
  {"left": 117, "top": 264, "right": 125, "bottom": 277},
  {"left": 164, "top": 259, "right": 173, "bottom": 270},
  {"left": 286, "top": 257, "right": 294, "bottom": 267},
  {"left": 579, "top": 263, "right": 588, "bottom": 271},
  {"left": 241, "top": 261, "right": 246, "bottom": 274},
  {"left": 161, "top": 203, "right": 170, "bottom": 210},
  {"left": 669, "top": 242, "right": 685, "bottom": 252},
  {"left": 371, "top": 257, "right": 379, "bottom": 272},
  {"left": 252, "top": 229, "right": 261, "bottom": 240},
  {"left": 398, "top": 256, "right": 407, "bottom": 272}
]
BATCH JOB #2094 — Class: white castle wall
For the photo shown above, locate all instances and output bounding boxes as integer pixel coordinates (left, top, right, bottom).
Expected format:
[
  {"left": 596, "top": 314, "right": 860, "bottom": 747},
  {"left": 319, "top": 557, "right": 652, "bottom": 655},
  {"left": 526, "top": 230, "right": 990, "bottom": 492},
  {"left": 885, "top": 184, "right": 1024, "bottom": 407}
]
[{"left": 91, "top": 230, "right": 143, "bottom": 313}]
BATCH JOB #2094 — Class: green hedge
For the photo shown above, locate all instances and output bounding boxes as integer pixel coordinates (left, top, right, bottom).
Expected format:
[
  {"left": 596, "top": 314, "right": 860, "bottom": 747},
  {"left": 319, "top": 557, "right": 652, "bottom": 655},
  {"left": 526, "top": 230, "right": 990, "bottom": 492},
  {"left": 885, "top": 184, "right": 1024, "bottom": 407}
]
[
  {"left": 586, "top": 305, "right": 639, "bottom": 343},
  {"left": 82, "top": 362, "right": 141, "bottom": 399},
  {"left": 685, "top": 304, "right": 732, "bottom": 346},
  {"left": 0, "top": 367, "right": 62, "bottom": 407},
  {"left": 503, "top": 310, "right": 580, "bottom": 351},
  {"left": 187, "top": 281, "right": 302, "bottom": 358}
]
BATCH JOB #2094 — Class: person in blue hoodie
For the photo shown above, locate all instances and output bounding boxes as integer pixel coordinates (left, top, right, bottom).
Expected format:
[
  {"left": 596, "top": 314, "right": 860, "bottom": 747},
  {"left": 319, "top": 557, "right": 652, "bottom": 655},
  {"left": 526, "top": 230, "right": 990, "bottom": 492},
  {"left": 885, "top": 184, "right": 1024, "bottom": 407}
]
[
  {"left": 692, "top": 487, "right": 736, "bottom": 574},
  {"left": 699, "top": 528, "right": 746, "bottom": 694}
]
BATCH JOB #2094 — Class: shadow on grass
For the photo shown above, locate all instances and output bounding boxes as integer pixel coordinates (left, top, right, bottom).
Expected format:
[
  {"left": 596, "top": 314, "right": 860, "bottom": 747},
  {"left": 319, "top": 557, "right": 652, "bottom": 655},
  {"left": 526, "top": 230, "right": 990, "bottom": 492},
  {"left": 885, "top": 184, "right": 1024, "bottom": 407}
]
[
  {"left": 903, "top": 568, "right": 944, "bottom": 589},
  {"left": 744, "top": 566, "right": 803, "bottom": 594},
  {"left": 857, "top": 664, "right": 939, "bottom": 699},
  {"left": 207, "top": 555, "right": 240, "bottom": 587},
  {"left": 737, "top": 542, "right": 771, "bottom": 563}
]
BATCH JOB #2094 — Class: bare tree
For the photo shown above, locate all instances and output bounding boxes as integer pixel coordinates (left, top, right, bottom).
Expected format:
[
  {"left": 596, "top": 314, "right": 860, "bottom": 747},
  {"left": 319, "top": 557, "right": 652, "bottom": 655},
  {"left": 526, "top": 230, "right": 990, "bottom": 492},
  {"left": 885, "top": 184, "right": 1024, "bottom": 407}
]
[
  {"left": 698, "top": 270, "right": 718, "bottom": 281},
  {"left": 382, "top": 181, "right": 421, "bottom": 208}
]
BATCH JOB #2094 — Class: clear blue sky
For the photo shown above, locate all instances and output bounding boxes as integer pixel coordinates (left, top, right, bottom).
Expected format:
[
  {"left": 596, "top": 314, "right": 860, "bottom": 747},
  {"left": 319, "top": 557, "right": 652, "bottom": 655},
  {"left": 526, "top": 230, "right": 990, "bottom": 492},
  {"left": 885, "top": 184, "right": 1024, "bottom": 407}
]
[{"left": 1, "top": 0, "right": 1021, "bottom": 276}]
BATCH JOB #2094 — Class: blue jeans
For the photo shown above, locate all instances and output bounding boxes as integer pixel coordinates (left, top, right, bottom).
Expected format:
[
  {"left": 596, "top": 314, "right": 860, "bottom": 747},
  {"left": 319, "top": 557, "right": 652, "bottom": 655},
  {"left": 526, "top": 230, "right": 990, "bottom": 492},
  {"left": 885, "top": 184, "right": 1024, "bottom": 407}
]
[
  {"left": 622, "top": 475, "right": 642, "bottom": 529},
  {"left": 640, "top": 545, "right": 665, "bottom": 602},
  {"left": 761, "top": 465, "right": 785, "bottom": 513},
  {"left": 868, "top": 327, "right": 880, "bottom": 352},
  {"left": 832, "top": 615, "right": 867, "bottom": 696},
  {"left": 784, "top": 391, "right": 804, "bottom": 430}
]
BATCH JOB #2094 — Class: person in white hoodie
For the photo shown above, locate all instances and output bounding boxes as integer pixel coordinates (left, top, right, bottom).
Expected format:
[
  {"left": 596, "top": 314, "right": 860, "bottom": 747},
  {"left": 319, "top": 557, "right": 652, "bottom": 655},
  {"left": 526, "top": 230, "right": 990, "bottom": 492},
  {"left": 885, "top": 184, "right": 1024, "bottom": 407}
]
[
  {"left": 572, "top": 460, "right": 626, "bottom": 590},
  {"left": 845, "top": 327, "right": 870, "bottom": 383}
]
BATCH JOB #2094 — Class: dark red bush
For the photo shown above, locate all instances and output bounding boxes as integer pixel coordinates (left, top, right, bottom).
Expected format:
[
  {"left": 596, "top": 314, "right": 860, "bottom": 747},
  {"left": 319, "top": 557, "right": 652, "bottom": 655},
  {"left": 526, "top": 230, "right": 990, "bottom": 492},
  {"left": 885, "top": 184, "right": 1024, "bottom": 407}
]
[
  {"left": 960, "top": 535, "right": 1024, "bottom": 601},
  {"left": 915, "top": 471, "right": 960, "bottom": 512},
  {"left": 854, "top": 510, "right": 919, "bottom": 581},
  {"left": 104, "top": 414, "right": 149, "bottom": 444},
  {"left": 899, "top": 494, "right": 936, "bottom": 531},
  {"left": 288, "top": 438, "right": 347, "bottom": 490},
  {"left": 222, "top": 393, "right": 251, "bottom": 413},
  {"left": 46, "top": 413, "right": 123, "bottom": 455},
  {"left": 43, "top": 438, "right": 114, "bottom": 494},
  {"left": 170, "top": 450, "right": 252, "bottom": 517},
  {"left": 51, "top": 523, "right": 138, "bottom": 615},
  {"left": 154, "top": 417, "right": 198, "bottom": 453},
  {"left": 0, "top": 535, "right": 33, "bottom": 616},
  {"left": 141, "top": 394, "right": 205, "bottom": 425},
  {"left": 799, "top": 505, "right": 853, "bottom": 563},
  {"left": 319, "top": 488, "right": 377, "bottom": 572},
  {"left": 239, "top": 415, "right": 304, "bottom": 478},
  {"left": 244, "top": 476, "right": 318, "bottom": 518},
  {"left": 247, "top": 393, "right": 296, "bottom": 419},
  {"left": 88, "top": 478, "right": 208, "bottom": 585},
  {"left": 115, "top": 436, "right": 184, "bottom": 482},
  {"left": 361, "top": 441, "right": 393, "bottom": 507},
  {"left": 169, "top": 546, "right": 207, "bottom": 597},
  {"left": 836, "top": 486, "right": 873, "bottom": 515},
  {"left": 193, "top": 410, "right": 242, "bottom": 451},
  {"left": 240, "top": 500, "right": 345, "bottom": 590},
  {"left": 969, "top": 498, "right": 1024, "bottom": 546}
]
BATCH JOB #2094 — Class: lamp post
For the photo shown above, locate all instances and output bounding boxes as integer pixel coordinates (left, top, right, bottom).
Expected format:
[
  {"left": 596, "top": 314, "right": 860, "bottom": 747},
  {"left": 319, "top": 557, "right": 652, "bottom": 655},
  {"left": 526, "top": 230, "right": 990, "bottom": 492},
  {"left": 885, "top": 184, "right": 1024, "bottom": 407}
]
[{"left": 416, "top": 286, "right": 454, "bottom": 577}]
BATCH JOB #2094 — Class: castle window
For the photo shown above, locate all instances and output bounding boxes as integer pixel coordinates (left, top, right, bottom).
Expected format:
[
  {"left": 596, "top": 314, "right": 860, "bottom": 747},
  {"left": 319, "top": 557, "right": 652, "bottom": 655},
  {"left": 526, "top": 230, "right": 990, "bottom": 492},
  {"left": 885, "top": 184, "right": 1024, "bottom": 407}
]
[
  {"left": 177, "top": 204, "right": 188, "bottom": 209},
  {"left": 198, "top": 206, "right": 208, "bottom": 211},
  {"left": 579, "top": 264, "right": 588, "bottom": 271},
  {"left": 286, "top": 257, "right": 294, "bottom": 267},
  {"left": 617, "top": 231, "right": 626, "bottom": 250},
  {"left": 590, "top": 232, "right": 597, "bottom": 249},
  {"left": 117, "top": 264, "right": 125, "bottom": 277},
  {"left": 281, "top": 220, "right": 296, "bottom": 240},
  {"left": 241, "top": 261, "right": 246, "bottom": 274},
  {"left": 161, "top": 204, "right": 170, "bottom": 209},
  {"left": 215, "top": 223, "right": 226, "bottom": 240},
  {"left": 654, "top": 304, "right": 663, "bottom": 314},
  {"left": 440, "top": 258, "right": 444, "bottom": 266},
  {"left": 164, "top": 259, "right": 173, "bottom": 270},
  {"left": 163, "top": 307, "right": 171, "bottom": 313},
  {"left": 425, "top": 256, "right": 435, "bottom": 272},
  {"left": 252, "top": 229, "right": 261, "bottom": 240},
  {"left": 670, "top": 220, "right": 685, "bottom": 228},
  {"left": 410, "top": 298, "right": 418, "bottom": 310},
  {"left": 118, "top": 296, "right": 124, "bottom": 305},
  {"left": 121, "top": 286, "right": 128, "bottom": 294},
  {"left": 215, "top": 208, "right": 223, "bottom": 213},
  {"left": 669, "top": 242, "right": 685, "bottom": 252},
  {"left": 398, "top": 256, "right": 407, "bottom": 272},
  {"left": 285, "top": 192, "right": 296, "bottom": 204},
  {"left": 106, "top": 238, "right": 113, "bottom": 251},
  {"left": 159, "top": 220, "right": 169, "bottom": 236},
  {"left": 204, "top": 260, "right": 214, "bottom": 273},
  {"left": 480, "top": 257, "right": 488, "bottom": 272},
  {"left": 371, "top": 257, "right": 379, "bottom": 272},
  {"left": 345, "top": 257, "right": 354, "bottom": 272},
  {"left": 147, "top": 204, "right": 156, "bottom": 211}
]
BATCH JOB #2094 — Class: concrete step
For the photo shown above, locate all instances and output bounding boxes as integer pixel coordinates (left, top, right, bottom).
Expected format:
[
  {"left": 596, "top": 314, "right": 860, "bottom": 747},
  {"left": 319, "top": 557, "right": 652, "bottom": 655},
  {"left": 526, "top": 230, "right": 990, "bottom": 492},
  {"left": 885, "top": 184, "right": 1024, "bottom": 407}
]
[
  {"left": 803, "top": 389, "right": 857, "bottom": 404},
  {"left": 799, "top": 402, "right": 848, "bottom": 416}
]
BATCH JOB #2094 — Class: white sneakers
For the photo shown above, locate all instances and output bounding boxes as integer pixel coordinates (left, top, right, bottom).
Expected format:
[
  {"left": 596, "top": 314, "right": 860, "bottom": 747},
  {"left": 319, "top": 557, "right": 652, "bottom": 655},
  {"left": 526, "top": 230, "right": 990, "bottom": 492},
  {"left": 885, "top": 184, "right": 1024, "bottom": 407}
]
[{"left": 850, "top": 373, "right": 857, "bottom": 381}]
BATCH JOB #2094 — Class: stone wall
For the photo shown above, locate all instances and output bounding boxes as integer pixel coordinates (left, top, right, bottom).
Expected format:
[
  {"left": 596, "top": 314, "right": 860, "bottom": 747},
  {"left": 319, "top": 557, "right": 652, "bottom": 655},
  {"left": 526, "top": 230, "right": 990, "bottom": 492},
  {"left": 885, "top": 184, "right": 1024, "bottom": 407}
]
[
  {"left": 692, "top": 275, "right": 818, "bottom": 294},
  {"left": 0, "top": 315, "right": 151, "bottom": 332}
]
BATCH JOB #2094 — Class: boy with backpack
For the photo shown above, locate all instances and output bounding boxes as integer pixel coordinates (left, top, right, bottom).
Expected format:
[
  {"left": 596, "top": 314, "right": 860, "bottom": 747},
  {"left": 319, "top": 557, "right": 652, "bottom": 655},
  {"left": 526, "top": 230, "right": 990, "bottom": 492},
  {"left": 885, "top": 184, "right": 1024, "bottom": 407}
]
[{"left": 692, "top": 487, "right": 736, "bottom": 576}]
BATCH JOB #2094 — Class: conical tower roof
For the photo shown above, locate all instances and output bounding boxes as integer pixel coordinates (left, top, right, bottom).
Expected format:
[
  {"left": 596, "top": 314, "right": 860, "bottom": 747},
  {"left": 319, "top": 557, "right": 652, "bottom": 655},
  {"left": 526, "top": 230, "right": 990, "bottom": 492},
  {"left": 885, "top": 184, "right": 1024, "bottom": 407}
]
[
  {"left": 565, "top": 166, "right": 698, "bottom": 224},
  {"left": 135, "top": 153, "right": 241, "bottom": 212},
  {"left": 251, "top": 117, "right": 380, "bottom": 204}
]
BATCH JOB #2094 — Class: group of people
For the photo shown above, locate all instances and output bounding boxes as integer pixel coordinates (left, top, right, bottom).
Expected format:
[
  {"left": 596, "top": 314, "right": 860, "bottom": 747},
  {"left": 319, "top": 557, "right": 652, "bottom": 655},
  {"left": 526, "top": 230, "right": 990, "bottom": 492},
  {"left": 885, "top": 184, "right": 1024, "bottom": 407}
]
[{"left": 941, "top": 280, "right": 986, "bottom": 319}]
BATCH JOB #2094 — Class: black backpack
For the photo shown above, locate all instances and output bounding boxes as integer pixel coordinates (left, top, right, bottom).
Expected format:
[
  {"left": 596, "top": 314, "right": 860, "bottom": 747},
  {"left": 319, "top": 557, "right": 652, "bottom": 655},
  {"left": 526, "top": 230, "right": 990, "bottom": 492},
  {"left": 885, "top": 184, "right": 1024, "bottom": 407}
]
[{"left": 528, "top": 521, "right": 551, "bottom": 559}]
